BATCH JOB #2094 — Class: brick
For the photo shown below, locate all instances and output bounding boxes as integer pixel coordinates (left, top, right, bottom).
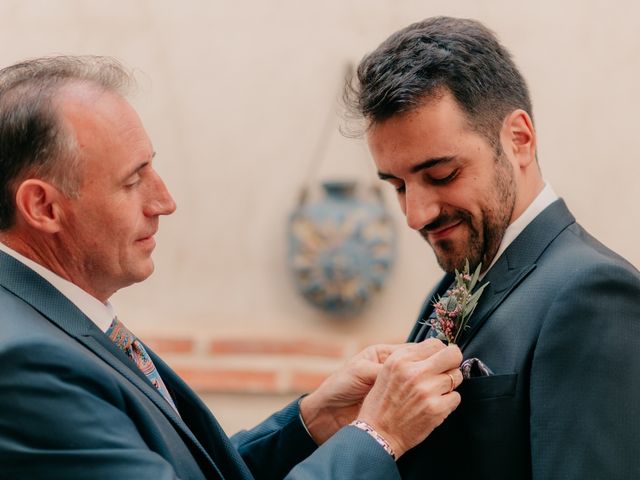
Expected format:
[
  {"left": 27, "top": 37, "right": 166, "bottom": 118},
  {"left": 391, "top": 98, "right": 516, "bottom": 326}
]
[
  {"left": 176, "top": 367, "right": 278, "bottom": 394},
  {"left": 290, "top": 371, "right": 331, "bottom": 392},
  {"left": 209, "top": 339, "right": 344, "bottom": 358},
  {"left": 144, "top": 337, "right": 194, "bottom": 354}
]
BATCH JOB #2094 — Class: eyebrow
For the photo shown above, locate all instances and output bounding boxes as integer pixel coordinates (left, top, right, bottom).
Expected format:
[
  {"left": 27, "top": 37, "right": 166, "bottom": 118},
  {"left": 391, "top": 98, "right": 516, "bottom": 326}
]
[
  {"left": 122, "top": 151, "right": 156, "bottom": 180},
  {"left": 377, "top": 155, "right": 456, "bottom": 180}
]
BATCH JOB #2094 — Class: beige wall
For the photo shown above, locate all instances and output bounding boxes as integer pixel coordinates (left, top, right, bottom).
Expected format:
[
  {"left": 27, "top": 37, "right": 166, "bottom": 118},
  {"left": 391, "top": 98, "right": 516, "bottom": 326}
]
[{"left": 2, "top": 0, "right": 638, "bottom": 434}]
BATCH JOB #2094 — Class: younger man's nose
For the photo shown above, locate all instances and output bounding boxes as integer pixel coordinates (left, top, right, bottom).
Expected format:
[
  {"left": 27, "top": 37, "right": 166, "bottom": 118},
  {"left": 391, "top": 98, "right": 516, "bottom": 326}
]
[{"left": 404, "top": 188, "right": 440, "bottom": 231}]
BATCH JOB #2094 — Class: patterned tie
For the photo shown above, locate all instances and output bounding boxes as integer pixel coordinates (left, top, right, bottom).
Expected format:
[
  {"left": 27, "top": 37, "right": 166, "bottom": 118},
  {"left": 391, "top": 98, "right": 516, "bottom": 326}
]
[{"left": 107, "top": 317, "right": 179, "bottom": 414}]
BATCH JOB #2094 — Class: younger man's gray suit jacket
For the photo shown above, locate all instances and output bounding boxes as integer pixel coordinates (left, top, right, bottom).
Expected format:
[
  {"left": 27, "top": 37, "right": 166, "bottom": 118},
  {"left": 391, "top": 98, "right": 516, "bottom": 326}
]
[{"left": 401, "top": 199, "right": 640, "bottom": 479}]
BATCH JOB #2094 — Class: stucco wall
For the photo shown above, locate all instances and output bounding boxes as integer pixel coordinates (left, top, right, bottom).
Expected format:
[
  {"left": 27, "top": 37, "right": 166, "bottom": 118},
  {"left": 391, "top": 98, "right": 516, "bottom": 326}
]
[{"left": 2, "top": 0, "right": 638, "bottom": 434}]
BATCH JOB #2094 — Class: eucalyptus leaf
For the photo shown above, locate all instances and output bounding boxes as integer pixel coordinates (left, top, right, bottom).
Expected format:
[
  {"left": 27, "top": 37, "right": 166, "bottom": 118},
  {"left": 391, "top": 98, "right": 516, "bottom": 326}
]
[
  {"left": 470, "top": 262, "right": 482, "bottom": 290},
  {"left": 430, "top": 258, "right": 490, "bottom": 344}
]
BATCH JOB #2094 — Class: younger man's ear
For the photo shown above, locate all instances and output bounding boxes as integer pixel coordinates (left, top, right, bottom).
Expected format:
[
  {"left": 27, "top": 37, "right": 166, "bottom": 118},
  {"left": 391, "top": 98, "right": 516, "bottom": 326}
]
[
  {"left": 14, "top": 179, "right": 66, "bottom": 233},
  {"left": 501, "top": 109, "right": 536, "bottom": 168}
]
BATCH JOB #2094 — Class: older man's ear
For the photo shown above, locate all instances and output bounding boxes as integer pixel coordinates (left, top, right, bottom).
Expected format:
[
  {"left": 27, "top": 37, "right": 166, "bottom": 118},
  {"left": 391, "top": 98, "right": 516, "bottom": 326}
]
[{"left": 13, "top": 179, "right": 66, "bottom": 234}]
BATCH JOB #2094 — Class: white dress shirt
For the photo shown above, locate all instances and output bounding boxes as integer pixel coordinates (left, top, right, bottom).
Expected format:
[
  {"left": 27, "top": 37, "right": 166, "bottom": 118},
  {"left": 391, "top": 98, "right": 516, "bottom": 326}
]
[
  {"left": 0, "top": 242, "right": 115, "bottom": 332},
  {"left": 0, "top": 240, "right": 180, "bottom": 414},
  {"left": 482, "top": 182, "right": 558, "bottom": 277}
]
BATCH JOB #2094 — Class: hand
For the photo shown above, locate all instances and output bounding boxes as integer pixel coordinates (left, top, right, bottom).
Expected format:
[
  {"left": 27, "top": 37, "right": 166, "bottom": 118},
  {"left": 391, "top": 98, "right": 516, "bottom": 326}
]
[
  {"left": 357, "top": 339, "right": 463, "bottom": 459},
  {"left": 299, "top": 343, "right": 402, "bottom": 444}
]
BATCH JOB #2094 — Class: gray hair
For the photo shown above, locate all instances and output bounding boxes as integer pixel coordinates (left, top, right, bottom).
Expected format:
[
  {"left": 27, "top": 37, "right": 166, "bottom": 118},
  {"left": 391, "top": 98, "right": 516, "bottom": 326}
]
[{"left": 0, "top": 55, "right": 134, "bottom": 229}]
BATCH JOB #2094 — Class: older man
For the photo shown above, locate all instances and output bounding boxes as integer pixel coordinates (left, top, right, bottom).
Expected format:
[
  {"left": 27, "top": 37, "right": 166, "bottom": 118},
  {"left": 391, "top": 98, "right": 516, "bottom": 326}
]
[
  {"left": 0, "top": 56, "right": 463, "bottom": 479},
  {"left": 348, "top": 16, "right": 640, "bottom": 480}
]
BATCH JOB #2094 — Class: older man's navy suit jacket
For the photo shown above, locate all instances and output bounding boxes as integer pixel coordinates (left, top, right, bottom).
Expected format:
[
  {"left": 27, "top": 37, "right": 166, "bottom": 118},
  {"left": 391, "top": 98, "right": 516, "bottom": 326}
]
[{"left": 0, "top": 251, "right": 399, "bottom": 479}]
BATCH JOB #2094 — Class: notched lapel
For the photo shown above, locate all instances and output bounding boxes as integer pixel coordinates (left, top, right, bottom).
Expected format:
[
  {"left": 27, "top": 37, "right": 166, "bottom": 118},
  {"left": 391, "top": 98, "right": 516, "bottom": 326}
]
[
  {"left": 81, "top": 336, "right": 222, "bottom": 479},
  {"left": 458, "top": 198, "right": 575, "bottom": 350},
  {"left": 81, "top": 334, "right": 182, "bottom": 424},
  {"left": 0, "top": 252, "right": 221, "bottom": 478},
  {"left": 0, "top": 252, "right": 156, "bottom": 392},
  {"left": 458, "top": 262, "right": 535, "bottom": 350}
]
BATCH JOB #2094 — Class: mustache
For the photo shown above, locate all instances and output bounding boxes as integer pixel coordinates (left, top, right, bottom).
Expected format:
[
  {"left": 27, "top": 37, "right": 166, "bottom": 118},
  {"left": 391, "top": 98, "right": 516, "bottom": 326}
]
[{"left": 419, "top": 210, "right": 472, "bottom": 236}]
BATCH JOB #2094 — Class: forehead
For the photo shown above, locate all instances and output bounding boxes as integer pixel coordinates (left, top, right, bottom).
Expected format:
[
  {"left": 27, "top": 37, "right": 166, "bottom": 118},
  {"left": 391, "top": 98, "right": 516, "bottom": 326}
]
[
  {"left": 368, "top": 93, "right": 467, "bottom": 149},
  {"left": 55, "top": 83, "right": 152, "bottom": 175},
  {"left": 366, "top": 92, "right": 485, "bottom": 170}
]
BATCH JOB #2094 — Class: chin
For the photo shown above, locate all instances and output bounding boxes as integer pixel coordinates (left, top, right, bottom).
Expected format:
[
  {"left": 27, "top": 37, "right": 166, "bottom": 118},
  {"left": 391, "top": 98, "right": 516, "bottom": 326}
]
[
  {"left": 131, "top": 261, "right": 155, "bottom": 283},
  {"left": 434, "top": 250, "right": 461, "bottom": 273},
  {"left": 435, "top": 256, "right": 464, "bottom": 274},
  {"left": 432, "top": 241, "right": 463, "bottom": 272}
]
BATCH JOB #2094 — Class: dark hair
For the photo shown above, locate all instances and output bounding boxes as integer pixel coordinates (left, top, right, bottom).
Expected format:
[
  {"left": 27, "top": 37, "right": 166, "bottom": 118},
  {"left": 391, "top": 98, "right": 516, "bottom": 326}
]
[
  {"left": 345, "top": 17, "right": 533, "bottom": 145},
  {"left": 0, "top": 55, "right": 133, "bottom": 230}
]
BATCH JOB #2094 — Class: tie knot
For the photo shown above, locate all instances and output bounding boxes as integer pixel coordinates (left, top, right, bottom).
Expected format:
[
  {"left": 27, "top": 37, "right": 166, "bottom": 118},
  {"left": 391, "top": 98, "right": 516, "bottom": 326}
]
[{"left": 107, "top": 316, "right": 135, "bottom": 352}]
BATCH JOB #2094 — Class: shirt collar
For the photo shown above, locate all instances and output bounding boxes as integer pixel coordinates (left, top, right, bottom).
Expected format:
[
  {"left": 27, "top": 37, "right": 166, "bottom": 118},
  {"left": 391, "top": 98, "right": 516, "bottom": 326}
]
[
  {"left": 0, "top": 241, "right": 115, "bottom": 332},
  {"left": 482, "top": 182, "right": 558, "bottom": 277}
]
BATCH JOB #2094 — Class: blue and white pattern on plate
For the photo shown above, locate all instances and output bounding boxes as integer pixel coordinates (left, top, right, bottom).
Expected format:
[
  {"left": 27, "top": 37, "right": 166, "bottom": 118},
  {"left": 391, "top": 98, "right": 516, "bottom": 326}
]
[{"left": 287, "top": 181, "right": 397, "bottom": 316}]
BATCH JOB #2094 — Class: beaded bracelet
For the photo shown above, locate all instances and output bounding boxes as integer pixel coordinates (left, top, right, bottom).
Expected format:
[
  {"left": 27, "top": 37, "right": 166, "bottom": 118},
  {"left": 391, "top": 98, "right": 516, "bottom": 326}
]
[{"left": 349, "top": 420, "right": 396, "bottom": 460}]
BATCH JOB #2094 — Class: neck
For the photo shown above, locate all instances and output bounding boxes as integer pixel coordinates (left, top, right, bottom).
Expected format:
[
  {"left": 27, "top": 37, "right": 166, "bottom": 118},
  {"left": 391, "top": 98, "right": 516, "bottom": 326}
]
[
  {"left": 510, "top": 167, "right": 545, "bottom": 225},
  {"left": 0, "top": 230, "right": 113, "bottom": 303},
  {"left": 0, "top": 230, "right": 60, "bottom": 272}
]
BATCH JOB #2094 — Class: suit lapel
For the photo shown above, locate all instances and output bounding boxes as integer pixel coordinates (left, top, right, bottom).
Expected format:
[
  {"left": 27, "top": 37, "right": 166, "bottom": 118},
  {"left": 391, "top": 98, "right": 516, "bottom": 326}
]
[
  {"left": 457, "top": 199, "right": 576, "bottom": 350},
  {"left": 457, "top": 259, "right": 534, "bottom": 349},
  {"left": 0, "top": 251, "right": 223, "bottom": 478}
]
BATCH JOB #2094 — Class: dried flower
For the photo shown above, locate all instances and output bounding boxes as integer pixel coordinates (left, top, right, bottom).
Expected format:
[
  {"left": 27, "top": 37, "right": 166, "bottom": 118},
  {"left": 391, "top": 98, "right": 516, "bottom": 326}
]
[{"left": 429, "top": 259, "right": 489, "bottom": 344}]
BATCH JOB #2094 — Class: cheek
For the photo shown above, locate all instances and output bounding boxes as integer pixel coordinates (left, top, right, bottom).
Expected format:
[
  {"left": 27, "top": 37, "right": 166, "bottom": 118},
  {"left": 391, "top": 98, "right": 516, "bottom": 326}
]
[
  {"left": 105, "top": 208, "right": 139, "bottom": 235},
  {"left": 441, "top": 188, "right": 476, "bottom": 216},
  {"left": 457, "top": 174, "right": 493, "bottom": 211}
]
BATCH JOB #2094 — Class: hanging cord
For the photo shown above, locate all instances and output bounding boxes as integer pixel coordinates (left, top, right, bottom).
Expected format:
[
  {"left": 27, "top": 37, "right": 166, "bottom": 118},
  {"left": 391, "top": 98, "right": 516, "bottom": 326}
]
[{"left": 297, "top": 63, "right": 354, "bottom": 206}]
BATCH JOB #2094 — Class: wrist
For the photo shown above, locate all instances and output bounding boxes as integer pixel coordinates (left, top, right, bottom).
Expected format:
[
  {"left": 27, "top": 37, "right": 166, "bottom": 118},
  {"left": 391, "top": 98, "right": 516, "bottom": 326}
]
[
  {"left": 350, "top": 419, "right": 397, "bottom": 460},
  {"left": 296, "top": 396, "right": 317, "bottom": 445},
  {"left": 299, "top": 392, "right": 341, "bottom": 444}
]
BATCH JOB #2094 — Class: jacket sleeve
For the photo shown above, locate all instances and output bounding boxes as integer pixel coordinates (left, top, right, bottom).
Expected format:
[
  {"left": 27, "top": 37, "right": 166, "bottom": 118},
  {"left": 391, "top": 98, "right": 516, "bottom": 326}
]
[
  {"left": 232, "top": 400, "right": 400, "bottom": 480},
  {"left": 529, "top": 262, "right": 640, "bottom": 479},
  {"left": 284, "top": 426, "right": 400, "bottom": 480},
  {"left": 231, "top": 399, "right": 317, "bottom": 479}
]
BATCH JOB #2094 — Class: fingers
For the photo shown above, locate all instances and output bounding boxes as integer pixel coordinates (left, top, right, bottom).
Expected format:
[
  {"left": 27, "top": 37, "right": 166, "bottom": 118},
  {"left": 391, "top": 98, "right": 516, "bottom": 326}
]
[
  {"left": 364, "top": 343, "right": 410, "bottom": 364},
  {"left": 361, "top": 338, "right": 455, "bottom": 367},
  {"left": 357, "top": 342, "right": 463, "bottom": 402},
  {"left": 354, "top": 341, "right": 466, "bottom": 458},
  {"left": 385, "top": 338, "right": 447, "bottom": 363},
  {"left": 415, "top": 343, "right": 463, "bottom": 374},
  {"left": 353, "top": 360, "right": 383, "bottom": 385},
  {"left": 436, "top": 390, "right": 462, "bottom": 418},
  {"left": 441, "top": 368, "right": 463, "bottom": 394}
]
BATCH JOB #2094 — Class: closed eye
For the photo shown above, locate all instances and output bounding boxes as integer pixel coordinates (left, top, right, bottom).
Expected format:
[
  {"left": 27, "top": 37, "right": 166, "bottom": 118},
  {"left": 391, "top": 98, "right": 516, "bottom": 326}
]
[
  {"left": 429, "top": 169, "right": 458, "bottom": 185},
  {"left": 124, "top": 173, "right": 142, "bottom": 188}
]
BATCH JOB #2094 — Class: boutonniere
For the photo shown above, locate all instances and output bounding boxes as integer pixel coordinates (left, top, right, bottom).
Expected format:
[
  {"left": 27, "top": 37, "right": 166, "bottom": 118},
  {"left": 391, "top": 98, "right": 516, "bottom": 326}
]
[{"left": 429, "top": 260, "right": 489, "bottom": 344}]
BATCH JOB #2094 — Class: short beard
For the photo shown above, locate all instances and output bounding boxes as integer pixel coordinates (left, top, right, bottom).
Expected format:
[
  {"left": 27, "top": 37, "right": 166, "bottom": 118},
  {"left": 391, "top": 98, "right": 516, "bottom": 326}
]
[{"left": 421, "top": 150, "right": 516, "bottom": 274}]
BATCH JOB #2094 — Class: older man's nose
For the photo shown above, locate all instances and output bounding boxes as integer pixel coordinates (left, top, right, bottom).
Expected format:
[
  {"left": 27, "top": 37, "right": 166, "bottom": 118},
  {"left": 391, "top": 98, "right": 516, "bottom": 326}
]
[{"left": 145, "top": 171, "right": 177, "bottom": 217}]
